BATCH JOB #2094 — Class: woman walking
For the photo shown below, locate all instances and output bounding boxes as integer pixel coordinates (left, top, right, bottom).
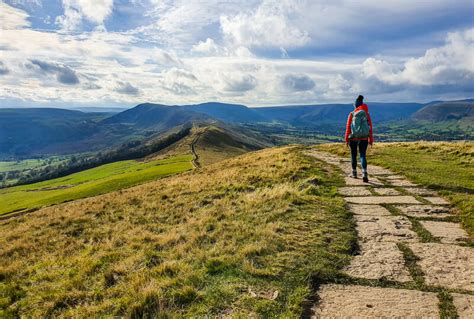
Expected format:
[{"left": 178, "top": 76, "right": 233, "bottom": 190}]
[{"left": 345, "top": 95, "right": 374, "bottom": 182}]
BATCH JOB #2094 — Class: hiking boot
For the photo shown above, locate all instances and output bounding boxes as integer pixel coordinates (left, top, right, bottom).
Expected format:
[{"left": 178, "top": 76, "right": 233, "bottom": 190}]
[
  {"left": 363, "top": 174, "right": 369, "bottom": 183},
  {"left": 351, "top": 170, "right": 357, "bottom": 178}
]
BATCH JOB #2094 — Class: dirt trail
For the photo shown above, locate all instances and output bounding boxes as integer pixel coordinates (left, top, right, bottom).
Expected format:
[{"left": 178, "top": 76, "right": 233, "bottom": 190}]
[
  {"left": 307, "top": 150, "right": 473, "bottom": 318},
  {"left": 190, "top": 127, "right": 205, "bottom": 168}
]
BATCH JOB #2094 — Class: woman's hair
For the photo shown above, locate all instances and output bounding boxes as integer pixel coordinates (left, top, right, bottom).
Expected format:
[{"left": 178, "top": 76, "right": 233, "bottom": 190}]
[{"left": 355, "top": 95, "right": 364, "bottom": 108}]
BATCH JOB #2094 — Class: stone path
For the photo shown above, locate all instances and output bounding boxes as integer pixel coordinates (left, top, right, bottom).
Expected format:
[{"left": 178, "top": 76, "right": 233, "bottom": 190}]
[{"left": 308, "top": 151, "right": 473, "bottom": 318}]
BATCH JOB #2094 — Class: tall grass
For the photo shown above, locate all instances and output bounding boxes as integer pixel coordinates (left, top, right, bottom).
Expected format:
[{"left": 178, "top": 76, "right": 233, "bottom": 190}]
[{"left": 0, "top": 146, "right": 354, "bottom": 318}]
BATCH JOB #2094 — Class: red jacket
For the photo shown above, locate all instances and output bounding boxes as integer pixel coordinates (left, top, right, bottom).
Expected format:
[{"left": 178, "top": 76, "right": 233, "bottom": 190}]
[{"left": 345, "top": 103, "right": 374, "bottom": 143}]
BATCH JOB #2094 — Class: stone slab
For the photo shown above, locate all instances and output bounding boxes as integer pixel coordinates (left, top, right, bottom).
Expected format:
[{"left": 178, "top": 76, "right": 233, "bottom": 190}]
[
  {"left": 312, "top": 284, "right": 439, "bottom": 319},
  {"left": 367, "top": 165, "right": 394, "bottom": 175},
  {"left": 345, "top": 196, "right": 420, "bottom": 205},
  {"left": 405, "top": 188, "right": 437, "bottom": 196},
  {"left": 409, "top": 243, "right": 474, "bottom": 291},
  {"left": 420, "top": 221, "right": 469, "bottom": 244},
  {"left": 395, "top": 205, "right": 452, "bottom": 218},
  {"left": 423, "top": 197, "right": 450, "bottom": 205},
  {"left": 338, "top": 187, "right": 372, "bottom": 196},
  {"left": 348, "top": 204, "right": 392, "bottom": 216},
  {"left": 452, "top": 293, "right": 474, "bottom": 319},
  {"left": 344, "top": 242, "right": 412, "bottom": 282},
  {"left": 344, "top": 176, "right": 384, "bottom": 186},
  {"left": 388, "top": 179, "right": 418, "bottom": 187},
  {"left": 355, "top": 215, "right": 418, "bottom": 243},
  {"left": 373, "top": 188, "right": 401, "bottom": 196},
  {"left": 385, "top": 175, "right": 406, "bottom": 180}
]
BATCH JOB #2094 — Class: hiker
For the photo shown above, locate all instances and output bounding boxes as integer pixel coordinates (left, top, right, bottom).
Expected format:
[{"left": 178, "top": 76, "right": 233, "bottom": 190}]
[{"left": 345, "top": 95, "right": 374, "bottom": 183}]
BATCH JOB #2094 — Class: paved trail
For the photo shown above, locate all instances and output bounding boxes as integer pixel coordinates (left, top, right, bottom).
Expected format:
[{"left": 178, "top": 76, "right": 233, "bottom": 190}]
[{"left": 307, "top": 151, "right": 473, "bottom": 319}]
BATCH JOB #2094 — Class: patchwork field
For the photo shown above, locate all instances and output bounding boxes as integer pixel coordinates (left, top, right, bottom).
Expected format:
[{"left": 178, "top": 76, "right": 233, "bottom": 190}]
[{"left": 0, "top": 155, "right": 193, "bottom": 216}]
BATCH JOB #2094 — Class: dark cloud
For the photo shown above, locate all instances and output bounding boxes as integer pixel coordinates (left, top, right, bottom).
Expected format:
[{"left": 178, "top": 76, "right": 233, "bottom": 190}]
[
  {"left": 115, "top": 81, "right": 139, "bottom": 95},
  {"left": 281, "top": 74, "right": 315, "bottom": 91},
  {"left": 28, "top": 59, "right": 80, "bottom": 85},
  {"left": 0, "top": 61, "right": 9, "bottom": 75},
  {"left": 223, "top": 74, "right": 257, "bottom": 92}
]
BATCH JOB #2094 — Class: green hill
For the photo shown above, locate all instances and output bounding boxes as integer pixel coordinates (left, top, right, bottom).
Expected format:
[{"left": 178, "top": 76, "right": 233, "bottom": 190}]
[{"left": 412, "top": 101, "right": 474, "bottom": 121}]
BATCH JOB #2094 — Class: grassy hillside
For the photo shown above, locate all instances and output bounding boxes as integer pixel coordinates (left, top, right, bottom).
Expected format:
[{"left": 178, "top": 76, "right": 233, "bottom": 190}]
[
  {"left": 0, "top": 146, "right": 355, "bottom": 318},
  {"left": 318, "top": 141, "right": 474, "bottom": 235},
  {"left": 0, "top": 155, "right": 193, "bottom": 217}
]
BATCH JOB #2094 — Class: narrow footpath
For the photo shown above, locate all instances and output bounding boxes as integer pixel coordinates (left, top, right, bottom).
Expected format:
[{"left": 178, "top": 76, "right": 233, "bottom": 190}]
[{"left": 307, "top": 151, "right": 473, "bottom": 318}]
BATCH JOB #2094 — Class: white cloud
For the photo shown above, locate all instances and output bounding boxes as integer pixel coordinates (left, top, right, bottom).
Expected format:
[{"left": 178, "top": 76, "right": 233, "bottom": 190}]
[
  {"left": 192, "top": 38, "right": 220, "bottom": 55},
  {"left": 0, "top": 2, "right": 30, "bottom": 29},
  {"left": 220, "top": 0, "right": 310, "bottom": 49},
  {"left": 362, "top": 28, "right": 474, "bottom": 87},
  {"left": 56, "top": 0, "right": 114, "bottom": 31}
]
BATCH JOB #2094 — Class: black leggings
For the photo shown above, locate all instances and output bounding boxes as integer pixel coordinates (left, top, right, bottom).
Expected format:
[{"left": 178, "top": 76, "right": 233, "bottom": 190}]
[{"left": 349, "top": 140, "right": 368, "bottom": 170}]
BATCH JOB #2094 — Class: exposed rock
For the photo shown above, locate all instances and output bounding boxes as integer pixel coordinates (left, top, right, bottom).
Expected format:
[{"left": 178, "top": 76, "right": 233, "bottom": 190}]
[
  {"left": 355, "top": 215, "right": 418, "bottom": 243},
  {"left": 372, "top": 188, "right": 401, "bottom": 196},
  {"left": 345, "top": 196, "right": 420, "bottom": 205},
  {"left": 348, "top": 204, "right": 391, "bottom": 216},
  {"left": 344, "top": 176, "right": 384, "bottom": 186},
  {"left": 409, "top": 243, "right": 474, "bottom": 291},
  {"left": 423, "top": 197, "right": 450, "bottom": 205},
  {"left": 313, "top": 284, "right": 439, "bottom": 318},
  {"left": 452, "top": 293, "right": 474, "bottom": 319},
  {"left": 420, "top": 221, "right": 469, "bottom": 244},
  {"left": 344, "top": 241, "right": 412, "bottom": 282},
  {"left": 395, "top": 205, "right": 452, "bottom": 218},
  {"left": 405, "top": 188, "right": 437, "bottom": 196},
  {"left": 338, "top": 187, "right": 372, "bottom": 196}
]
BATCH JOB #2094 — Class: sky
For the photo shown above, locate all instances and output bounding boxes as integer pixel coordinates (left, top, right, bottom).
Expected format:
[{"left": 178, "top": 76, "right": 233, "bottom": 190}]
[{"left": 0, "top": 0, "right": 473, "bottom": 108}]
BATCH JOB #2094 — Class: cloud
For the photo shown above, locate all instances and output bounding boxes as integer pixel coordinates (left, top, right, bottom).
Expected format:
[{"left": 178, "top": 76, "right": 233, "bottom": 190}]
[
  {"left": 0, "top": 2, "right": 30, "bottom": 29},
  {"left": 56, "top": 0, "right": 114, "bottom": 31},
  {"left": 115, "top": 81, "right": 139, "bottom": 95},
  {"left": 220, "top": 0, "right": 310, "bottom": 49},
  {"left": 28, "top": 59, "right": 80, "bottom": 85},
  {"left": 192, "top": 38, "right": 220, "bottom": 55},
  {"left": 0, "top": 62, "right": 10, "bottom": 75},
  {"left": 281, "top": 74, "right": 315, "bottom": 91},
  {"left": 361, "top": 28, "right": 474, "bottom": 87},
  {"left": 222, "top": 74, "right": 257, "bottom": 92}
]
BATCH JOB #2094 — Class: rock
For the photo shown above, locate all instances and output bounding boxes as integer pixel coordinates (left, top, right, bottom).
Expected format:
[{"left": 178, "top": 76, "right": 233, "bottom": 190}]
[
  {"left": 344, "top": 241, "right": 412, "bottom": 282},
  {"left": 420, "top": 221, "right": 469, "bottom": 244},
  {"left": 452, "top": 293, "right": 474, "bottom": 319},
  {"left": 313, "top": 284, "right": 439, "bottom": 318},
  {"left": 355, "top": 215, "right": 418, "bottom": 243},
  {"left": 338, "top": 187, "right": 372, "bottom": 196},
  {"left": 345, "top": 196, "right": 420, "bottom": 205},
  {"left": 404, "top": 188, "right": 437, "bottom": 196},
  {"left": 409, "top": 243, "right": 474, "bottom": 291},
  {"left": 387, "top": 179, "right": 418, "bottom": 187},
  {"left": 395, "top": 205, "right": 451, "bottom": 218},
  {"left": 348, "top": 204, "right": 392, "bottom": 216},
  {"left": 372, "top": 188, "right": 401, "bottom": 196},
  {"left": 344, "top": 176, "right": 384, "bottom": 186},
  {"left": 423, "top": 197, "right": 450, "bottom": 205}
]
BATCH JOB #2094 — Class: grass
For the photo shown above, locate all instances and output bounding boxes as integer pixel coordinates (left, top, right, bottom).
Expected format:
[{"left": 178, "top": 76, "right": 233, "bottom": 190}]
[
  {"left": 318, "top": 141, "right": 474, "bottom": 236},
  {"left": 0, "top": 146, "right": 355, "bottom": 318},
  {"left": 0, "top": 155, "right": 193, "bottom": 216}
]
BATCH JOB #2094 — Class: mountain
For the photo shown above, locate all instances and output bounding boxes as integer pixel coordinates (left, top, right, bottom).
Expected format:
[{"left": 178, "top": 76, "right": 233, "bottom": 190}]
[
  {"left": 0, "top": 108, "right": 106, "bottom": 158},
  {"left": 183, "top": 102, "right": 268, "bottom": 123},
  {"left": 254, "top": 102, "right": 424, "bottom": 126},
  {"left": 102, "top": 103, "right": 212, "bottom": 129},
  {"left": 412, "top": 101, "right": 474, "bottom": 121}
]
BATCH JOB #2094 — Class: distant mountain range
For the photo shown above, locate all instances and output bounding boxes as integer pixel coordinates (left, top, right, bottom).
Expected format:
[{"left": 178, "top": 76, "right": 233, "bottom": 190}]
[{"left": 0, "top": 99, "right": 472, "bottom": 159}]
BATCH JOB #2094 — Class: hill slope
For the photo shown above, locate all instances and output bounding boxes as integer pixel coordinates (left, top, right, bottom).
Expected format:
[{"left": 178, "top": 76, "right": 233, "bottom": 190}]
[
  {"left": 0, "top": 146, "right": 353, "bottom": 318},
  {"left": 183, "top": 102, "right": 268, "bottom": 123},
  {"left": 412, "top": 101, "right": 474, "bottom": 121}
]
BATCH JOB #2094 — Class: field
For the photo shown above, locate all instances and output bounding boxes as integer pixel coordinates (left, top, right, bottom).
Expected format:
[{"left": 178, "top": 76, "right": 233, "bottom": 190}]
[
  {"left": 318, "top": 141, "right": 474, "bottom": 235},
  {"left": 0, "top": 155, "right": 193, "bottom": 216},
  {"left": 0, "top": 146, "right": 355, "bottom": 318}
]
